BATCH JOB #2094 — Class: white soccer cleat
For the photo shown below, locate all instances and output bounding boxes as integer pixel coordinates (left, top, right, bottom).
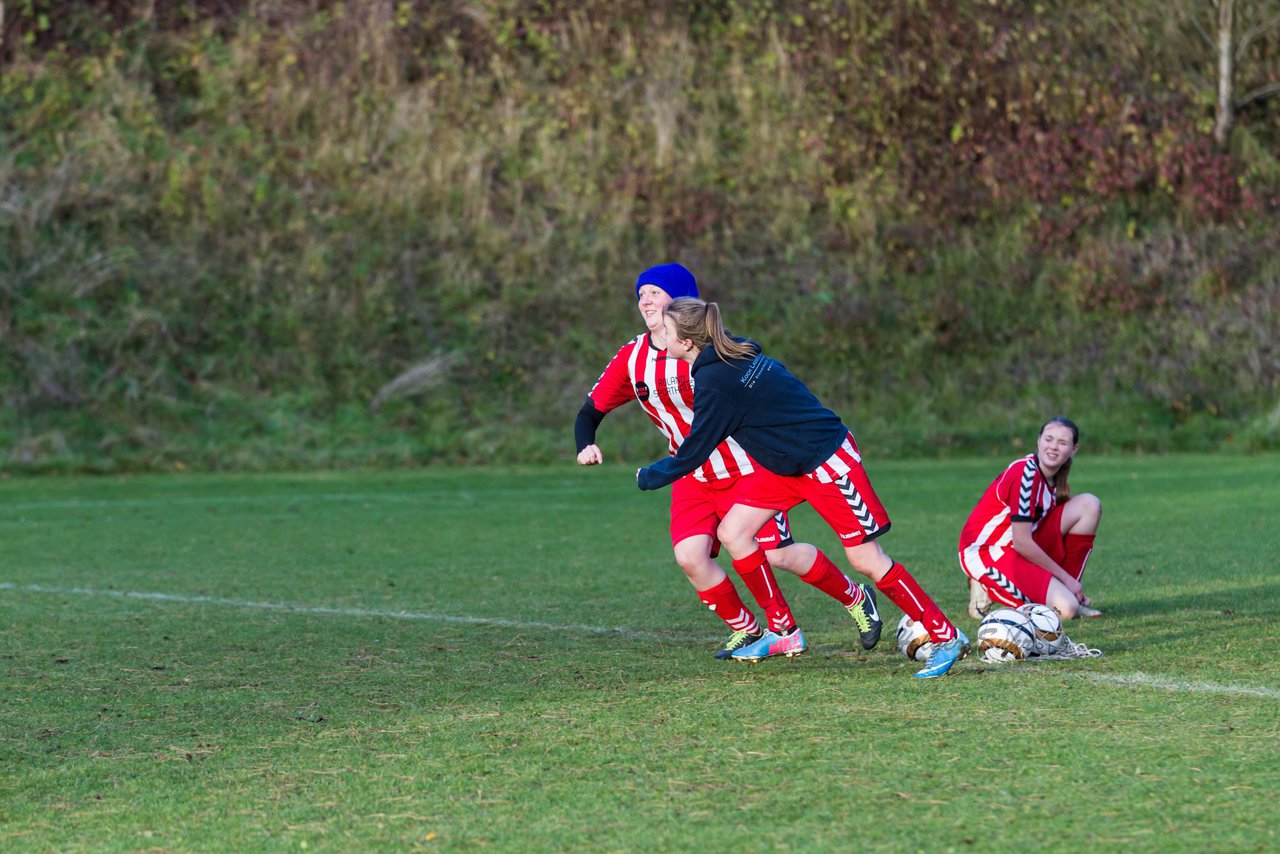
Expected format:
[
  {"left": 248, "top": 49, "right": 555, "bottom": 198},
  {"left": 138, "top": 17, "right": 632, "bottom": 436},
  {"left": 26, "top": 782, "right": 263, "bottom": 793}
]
[{"left": 967, "top": 578, "right": 993, "bottom": 620}]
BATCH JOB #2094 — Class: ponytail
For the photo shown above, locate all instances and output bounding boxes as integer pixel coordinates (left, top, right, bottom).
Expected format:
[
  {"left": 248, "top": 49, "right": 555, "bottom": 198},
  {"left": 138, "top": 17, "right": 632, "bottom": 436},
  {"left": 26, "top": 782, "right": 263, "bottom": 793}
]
[
  {"left": 1038, "top": 416, "right": 1079, "bottom": 500},
  {"left": 1056, "top": 459, "right": 1073, "bottom": 502},
  {"left": 664, "top": 298, "right": 757, "bottom": 361}
]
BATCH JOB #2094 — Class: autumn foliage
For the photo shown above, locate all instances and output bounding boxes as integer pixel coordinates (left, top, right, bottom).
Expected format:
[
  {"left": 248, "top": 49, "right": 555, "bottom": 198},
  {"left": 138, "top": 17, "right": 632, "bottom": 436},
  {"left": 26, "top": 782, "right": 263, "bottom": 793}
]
[{"left": 2, "top": 1, "right": 1278, "bottom": 470}]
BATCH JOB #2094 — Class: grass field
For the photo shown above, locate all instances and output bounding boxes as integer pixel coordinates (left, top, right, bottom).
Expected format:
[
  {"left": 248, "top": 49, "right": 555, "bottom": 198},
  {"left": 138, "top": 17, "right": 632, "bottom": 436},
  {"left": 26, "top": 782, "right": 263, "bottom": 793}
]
[{"left": 2, "top": 455, "right": 1278, "bottom": 852}]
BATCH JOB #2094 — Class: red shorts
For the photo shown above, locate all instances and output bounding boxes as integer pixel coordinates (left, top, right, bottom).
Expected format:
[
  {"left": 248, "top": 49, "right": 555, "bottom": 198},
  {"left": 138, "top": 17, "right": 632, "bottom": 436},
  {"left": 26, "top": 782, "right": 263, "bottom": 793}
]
[
  {"left": 959, "top": 504, "right": 1068, "bottom": 607},
  {"left": 670, "top": 472, "right": 794, "bottom": 552},
  {"left": 731, "top": 456, "right": 892, "bottom": 548}
]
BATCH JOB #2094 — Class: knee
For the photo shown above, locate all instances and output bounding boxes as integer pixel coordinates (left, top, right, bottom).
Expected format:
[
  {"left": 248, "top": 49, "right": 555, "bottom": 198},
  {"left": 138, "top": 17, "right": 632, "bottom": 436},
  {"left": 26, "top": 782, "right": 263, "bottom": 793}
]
[
  {"left": 1073, "top": 493, "right": 1102, "bottom": 530},
  {"left": 715, "top": 518, "right": 753, "bottom": 553},
  {"left": 672, "top": 542, "right": 711, "bottom": 577},
  {"left": 843, "top": 542, "right": 891, "bottom": 580},
  {"left": 1045, "top": 585, "right": 1079, "bottom": 620}
]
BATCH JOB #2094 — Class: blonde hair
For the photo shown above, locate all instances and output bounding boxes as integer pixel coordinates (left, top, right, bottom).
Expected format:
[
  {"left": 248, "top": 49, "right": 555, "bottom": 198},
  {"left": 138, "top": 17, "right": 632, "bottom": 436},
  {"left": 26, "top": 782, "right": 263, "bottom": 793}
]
[
  {"left": 1039, "top": 416, "right": 1079, "bottom": 500},
  {"left": 662, "top": 298, "right": 756, "bottom": 361}
]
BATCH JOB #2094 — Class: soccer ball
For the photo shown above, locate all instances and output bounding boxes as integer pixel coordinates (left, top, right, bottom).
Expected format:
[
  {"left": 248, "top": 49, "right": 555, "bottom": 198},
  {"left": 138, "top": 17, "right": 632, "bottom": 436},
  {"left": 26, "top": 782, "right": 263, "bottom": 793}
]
[
  {"left": 977, "top": 608, "right": 1036, "bottom": 663},
  {"left": 1017, "top": 603, "right": 1066, "bottom": 656},
  {"left": 895, "top": 615, "right": 934, "bottom": 662}
]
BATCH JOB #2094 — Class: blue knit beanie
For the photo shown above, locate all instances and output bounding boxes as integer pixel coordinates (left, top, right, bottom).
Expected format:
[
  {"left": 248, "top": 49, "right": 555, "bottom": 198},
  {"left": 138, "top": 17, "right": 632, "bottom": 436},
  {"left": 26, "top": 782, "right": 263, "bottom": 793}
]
[{"left": 635, "top": 263, "right": 699, "bottom": 300}]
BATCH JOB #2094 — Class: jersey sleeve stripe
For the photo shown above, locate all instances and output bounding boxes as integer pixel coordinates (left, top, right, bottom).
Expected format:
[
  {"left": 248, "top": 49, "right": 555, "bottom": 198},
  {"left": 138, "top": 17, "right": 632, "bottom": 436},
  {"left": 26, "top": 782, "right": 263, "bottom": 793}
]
[{"left": 1017, "top": 457, "right": 1038, "bottom": 517}]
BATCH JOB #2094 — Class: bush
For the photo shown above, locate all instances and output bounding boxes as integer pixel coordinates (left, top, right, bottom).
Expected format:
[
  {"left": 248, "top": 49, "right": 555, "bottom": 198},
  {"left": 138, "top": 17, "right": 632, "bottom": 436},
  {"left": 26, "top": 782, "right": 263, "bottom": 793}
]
[{"left": 2, "top": 0, "right": 1278, "bottom": 471}]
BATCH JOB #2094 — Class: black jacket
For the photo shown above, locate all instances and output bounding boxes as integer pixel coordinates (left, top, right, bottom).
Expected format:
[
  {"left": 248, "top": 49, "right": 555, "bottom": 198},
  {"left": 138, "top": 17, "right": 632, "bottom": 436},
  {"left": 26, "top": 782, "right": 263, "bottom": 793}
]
[{"left": 636, "top": 339, "right": 848, "bottom": 491}]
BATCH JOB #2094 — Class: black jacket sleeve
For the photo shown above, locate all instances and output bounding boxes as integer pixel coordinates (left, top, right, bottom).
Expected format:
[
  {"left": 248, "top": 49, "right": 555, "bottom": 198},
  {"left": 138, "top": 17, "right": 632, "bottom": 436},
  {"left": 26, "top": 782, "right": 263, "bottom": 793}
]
[
  {"left": 574, "top": 398, "right": 608, "bottom": 452},
  {"left": 636, "top": 387, "right": 738, "bottom": 490}
]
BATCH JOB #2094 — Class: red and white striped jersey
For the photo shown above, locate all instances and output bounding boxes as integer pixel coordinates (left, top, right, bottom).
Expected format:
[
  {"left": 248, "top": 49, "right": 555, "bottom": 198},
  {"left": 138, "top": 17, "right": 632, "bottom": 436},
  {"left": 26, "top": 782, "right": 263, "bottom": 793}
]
[
  {"left": 587, "top": 333, "right": 756, "bottom": 482},
  {"left": 959, "top": 455, "right": 1058, "bottom": 555},
  {"left": 806, "top": 433, "right": 862, "bottom": 483}
]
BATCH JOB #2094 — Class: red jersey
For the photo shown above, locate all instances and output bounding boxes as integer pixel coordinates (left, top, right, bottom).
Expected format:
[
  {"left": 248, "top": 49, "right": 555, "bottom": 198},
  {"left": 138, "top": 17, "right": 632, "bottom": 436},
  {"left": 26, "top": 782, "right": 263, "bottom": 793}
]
[
  {"left": 959, "top": 455, "right": 1058, "bottom": 556},
  {"left": 587, "top": 333, "right": 756, "bottom": 482}
]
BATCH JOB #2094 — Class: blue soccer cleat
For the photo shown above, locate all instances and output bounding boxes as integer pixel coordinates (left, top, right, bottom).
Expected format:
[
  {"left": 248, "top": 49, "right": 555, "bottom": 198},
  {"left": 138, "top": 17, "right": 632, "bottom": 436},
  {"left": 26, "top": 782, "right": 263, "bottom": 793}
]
[
  {"left": 913, "top": 628, "right": 970, "bottom": 679},
  {"left": 730, "top": 627, "right": 807, "bottom": 662}
]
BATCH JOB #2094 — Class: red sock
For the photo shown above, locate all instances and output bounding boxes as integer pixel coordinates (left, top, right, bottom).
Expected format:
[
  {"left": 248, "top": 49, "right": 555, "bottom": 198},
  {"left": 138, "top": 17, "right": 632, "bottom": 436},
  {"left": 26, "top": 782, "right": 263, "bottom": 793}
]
[
  {"left": 800, "top": 550, "right": 859, "bottom": 608},
  {"left": 731, "top": 549, "right": 795, "bottom": 633},
  {"left": 1063, "top": 534, "right": 1096, "bottom": 581},
  {"left": 875, "top": 561, "right": 955, "bottom": 643},
  {"left": 697, "top": 577, "right": 762, "bottom": 636}
]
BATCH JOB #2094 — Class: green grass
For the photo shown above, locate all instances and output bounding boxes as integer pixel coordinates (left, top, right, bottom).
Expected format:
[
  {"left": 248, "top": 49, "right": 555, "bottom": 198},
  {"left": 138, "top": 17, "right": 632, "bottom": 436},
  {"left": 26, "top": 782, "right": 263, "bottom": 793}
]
[{"left": 2, "top": 456, "right": 1278, "bottom": 852}]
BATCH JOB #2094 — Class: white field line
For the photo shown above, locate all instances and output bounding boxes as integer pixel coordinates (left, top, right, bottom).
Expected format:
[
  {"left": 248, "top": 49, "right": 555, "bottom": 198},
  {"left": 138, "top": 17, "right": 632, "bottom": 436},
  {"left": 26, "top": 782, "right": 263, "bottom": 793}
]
[
  {"left": 1073, "top": 672, "right": 1280, "bottom": 700},
  {"left": 5, "top": 582, "right": 1280, "bottom": 700},
  {"left": 0, "top": 582, "right": 676, "bottom": 641}
]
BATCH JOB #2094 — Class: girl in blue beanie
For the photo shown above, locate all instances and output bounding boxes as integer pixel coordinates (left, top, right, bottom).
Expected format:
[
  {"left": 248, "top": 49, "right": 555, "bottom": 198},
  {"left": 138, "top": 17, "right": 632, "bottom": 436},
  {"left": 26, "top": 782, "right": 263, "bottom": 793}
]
[{"left": 576, "top": 264, "right": 883, "bottom": 662}]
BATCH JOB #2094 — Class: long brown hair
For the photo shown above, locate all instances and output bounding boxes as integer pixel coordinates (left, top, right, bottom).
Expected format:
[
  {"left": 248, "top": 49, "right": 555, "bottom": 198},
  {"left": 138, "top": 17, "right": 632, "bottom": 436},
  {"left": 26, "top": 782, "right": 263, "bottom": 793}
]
[
  {"left": 1039, "top": 416, "right": 1079, "bottom": 500},
  {"left": 663, "top": 298, "right": 757, "bottom": 361}
]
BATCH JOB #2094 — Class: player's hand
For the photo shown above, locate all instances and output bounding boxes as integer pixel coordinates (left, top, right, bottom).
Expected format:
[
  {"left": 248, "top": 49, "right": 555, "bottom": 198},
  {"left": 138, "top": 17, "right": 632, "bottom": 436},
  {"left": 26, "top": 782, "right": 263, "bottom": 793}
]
[
  {"left": 577, "top": 445, "right": 603, "bottom": 465},
  {"left": 1064, "top": 576, "right": 1085, "bottom": 602}
]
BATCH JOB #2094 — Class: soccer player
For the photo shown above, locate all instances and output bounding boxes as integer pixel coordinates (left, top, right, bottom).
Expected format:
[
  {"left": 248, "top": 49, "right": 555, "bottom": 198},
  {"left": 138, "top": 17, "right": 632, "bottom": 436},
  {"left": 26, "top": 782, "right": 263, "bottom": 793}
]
[
  {"left": 575, "top": 264, "right": 883, "bottom": 662},
  {"left": 958, "top": 416, "right": 1103, "bottom": 620},
  {"left": 636, "top": 298, "right": 969, "bottom": 679}
]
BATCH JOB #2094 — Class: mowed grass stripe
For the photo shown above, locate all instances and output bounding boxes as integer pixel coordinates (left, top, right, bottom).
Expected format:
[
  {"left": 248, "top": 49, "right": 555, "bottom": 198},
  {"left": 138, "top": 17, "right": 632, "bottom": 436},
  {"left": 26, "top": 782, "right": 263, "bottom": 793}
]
[
  {"left": 0, "top": 485, "right": 591, "bottom": 513},
  {"left": 2, "top": 493, "right": 434, "bottom": 511},
  {"left": 6, "top": 580, "right": 1279, "bottom": 702}
]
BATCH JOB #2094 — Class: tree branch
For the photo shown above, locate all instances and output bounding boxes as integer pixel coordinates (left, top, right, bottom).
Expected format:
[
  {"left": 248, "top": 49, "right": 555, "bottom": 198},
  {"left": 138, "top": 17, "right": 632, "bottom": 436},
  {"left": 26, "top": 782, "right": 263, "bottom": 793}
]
[
  {"left": 1237, "top": 11, "right": 1280, "bottom": 61},
  {"left": 1189, "top": 10, "right": 1216, "bottom": 52},
  {"left": 1235, "top": 80, "right": 1280, "bottom": 110}
]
